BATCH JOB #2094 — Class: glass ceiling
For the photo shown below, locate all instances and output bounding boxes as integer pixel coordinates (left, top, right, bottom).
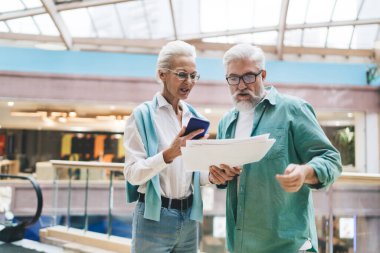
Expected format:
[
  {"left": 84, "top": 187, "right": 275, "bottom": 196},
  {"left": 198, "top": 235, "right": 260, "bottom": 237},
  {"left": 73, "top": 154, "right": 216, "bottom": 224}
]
[{"left": 0, "top": 0, "right": 379, "bottom": 62}]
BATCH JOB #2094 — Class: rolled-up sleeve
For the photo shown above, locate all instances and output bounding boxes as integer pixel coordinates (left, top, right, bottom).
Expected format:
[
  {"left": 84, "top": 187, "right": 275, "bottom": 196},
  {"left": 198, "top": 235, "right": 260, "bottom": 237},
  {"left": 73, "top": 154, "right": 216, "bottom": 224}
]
[
  {"left": 293, "top": 103, "right": 342, "bottom": 189},
  {"left": 123, "top": 115, "right": 169, "bottom": 186},
  {"left": 200, "top": 171, "right": 211, "bottom": 186}
]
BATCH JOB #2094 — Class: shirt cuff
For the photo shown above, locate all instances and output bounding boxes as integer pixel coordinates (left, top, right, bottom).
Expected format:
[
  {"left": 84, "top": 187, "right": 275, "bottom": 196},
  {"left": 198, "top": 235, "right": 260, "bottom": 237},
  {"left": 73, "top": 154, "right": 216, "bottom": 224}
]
[
  {"left": 150, "top": 151, "right": 170, "bottom": 172},
  {"left": 200, "top": 171, "right": 211, "bottom": 186}
]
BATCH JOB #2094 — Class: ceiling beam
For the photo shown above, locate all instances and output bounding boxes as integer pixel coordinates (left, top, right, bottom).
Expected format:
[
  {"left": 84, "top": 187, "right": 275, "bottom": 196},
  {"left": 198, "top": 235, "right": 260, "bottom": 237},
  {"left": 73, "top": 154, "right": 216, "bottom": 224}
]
[
  {"left": 189, "top": 40, "right": 277, "bottom": 54},
  {"left": 283, "top": 46, "right": 374, "bottom": 57},
  {"left": 180, "top": 26, "right": 278, "bottom": 40},
  {"left": 55, "top": 0, "right": 133, "bottom": 11},
  {"left": 0, "top": 32, "right": 374, "bottom": 57},
  {"left": 0, "top": 32, "right": 61, "bottom": 42},
  {"left": 287, "top": 18, "right": 380, "bottom": 30},
  {"left": 74, "top": 37, "right": 170, "bottom": 49},
  {"left": 41, "top": 0, "right": 73, "bottom": 49},
  {"left": 0, "top": 0, "right": 132, "bottom": 22},
  {"left": 168, "top": 0, "right": 178, "bottom": 40},
  {"left": 180, "top": 18, "right": 380, "bottom": 41},
  {"left": 0, "top": 8, "right": 45, "bottom": 21},
  {"left": 276, "top": 0, "right": 290, "bottom": 60}
]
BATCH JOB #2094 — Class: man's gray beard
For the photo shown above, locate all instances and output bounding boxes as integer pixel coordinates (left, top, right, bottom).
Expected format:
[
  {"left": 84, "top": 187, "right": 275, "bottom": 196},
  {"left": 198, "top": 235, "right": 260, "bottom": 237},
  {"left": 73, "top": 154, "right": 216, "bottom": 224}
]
[{"left": 232, "top": 90, "right": 264, "bottom": 112}]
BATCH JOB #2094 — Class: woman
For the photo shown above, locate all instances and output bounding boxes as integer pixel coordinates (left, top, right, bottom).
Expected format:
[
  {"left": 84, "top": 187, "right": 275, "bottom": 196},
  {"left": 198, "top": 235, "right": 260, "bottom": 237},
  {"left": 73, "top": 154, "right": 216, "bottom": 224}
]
[{"left": 123, "top": 40, "right": 210, "bottom": 253}]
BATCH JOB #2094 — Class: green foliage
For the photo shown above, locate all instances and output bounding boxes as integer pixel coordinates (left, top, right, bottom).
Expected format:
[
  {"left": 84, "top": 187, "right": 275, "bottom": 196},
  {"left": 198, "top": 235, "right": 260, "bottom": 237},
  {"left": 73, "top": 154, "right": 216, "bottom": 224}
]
[{"left": 334, "top": 127, "right": 355, "bottom": 166}]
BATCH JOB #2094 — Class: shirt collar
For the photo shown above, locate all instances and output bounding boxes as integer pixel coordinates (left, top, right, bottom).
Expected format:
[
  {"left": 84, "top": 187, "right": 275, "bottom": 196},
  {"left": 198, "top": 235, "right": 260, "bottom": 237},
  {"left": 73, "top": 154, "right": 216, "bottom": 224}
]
[
  {"left": 262, "top": 86, "right": 277, "bottom": 106},
  {"left": 154, "top": 92, "right": 190, "bottom": 116}
]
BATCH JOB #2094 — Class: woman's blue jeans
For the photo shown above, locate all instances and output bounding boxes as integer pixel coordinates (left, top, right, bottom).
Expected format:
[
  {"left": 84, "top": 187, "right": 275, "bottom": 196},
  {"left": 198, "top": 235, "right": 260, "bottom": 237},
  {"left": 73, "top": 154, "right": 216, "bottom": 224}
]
[{"left": 132, "top": 202, "right": 198, "bottom": 253}]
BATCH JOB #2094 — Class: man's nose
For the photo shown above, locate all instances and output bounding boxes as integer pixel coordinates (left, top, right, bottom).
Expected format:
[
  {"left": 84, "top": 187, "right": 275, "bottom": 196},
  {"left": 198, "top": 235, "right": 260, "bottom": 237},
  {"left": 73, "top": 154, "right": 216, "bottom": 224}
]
[{"left": 237, "top": 79, "right": 247, "bottom": 89}]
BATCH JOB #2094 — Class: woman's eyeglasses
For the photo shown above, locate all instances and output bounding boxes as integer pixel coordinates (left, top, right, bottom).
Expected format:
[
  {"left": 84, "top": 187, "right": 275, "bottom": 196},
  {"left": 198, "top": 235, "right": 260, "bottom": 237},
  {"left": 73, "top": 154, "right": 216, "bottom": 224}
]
[{"left": 162, "top": 68, "right": 200, "bottom": 82}]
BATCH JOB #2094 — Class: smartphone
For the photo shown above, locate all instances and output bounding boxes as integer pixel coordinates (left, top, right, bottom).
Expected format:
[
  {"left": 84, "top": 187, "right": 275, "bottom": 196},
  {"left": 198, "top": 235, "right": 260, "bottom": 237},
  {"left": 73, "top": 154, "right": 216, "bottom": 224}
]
[{"left": 184, "top": 117, "right": 210, "bottom": 139}]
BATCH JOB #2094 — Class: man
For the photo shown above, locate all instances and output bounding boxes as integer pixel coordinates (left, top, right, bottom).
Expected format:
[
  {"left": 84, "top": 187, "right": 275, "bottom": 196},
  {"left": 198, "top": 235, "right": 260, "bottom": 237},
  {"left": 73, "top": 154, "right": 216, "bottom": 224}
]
[{"left": 208, "top": 44, "right": 342, "bottom": 253}]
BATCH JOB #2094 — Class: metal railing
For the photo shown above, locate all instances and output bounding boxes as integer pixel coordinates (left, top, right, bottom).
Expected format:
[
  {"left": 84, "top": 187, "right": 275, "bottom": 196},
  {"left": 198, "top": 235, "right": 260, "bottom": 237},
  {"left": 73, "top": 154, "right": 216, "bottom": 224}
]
[
  {"left": 50, "top": 160, "right": 124, "bottom": 237},
  {"left": 2, "top": 160, "right": 378, "bottom": 253}
]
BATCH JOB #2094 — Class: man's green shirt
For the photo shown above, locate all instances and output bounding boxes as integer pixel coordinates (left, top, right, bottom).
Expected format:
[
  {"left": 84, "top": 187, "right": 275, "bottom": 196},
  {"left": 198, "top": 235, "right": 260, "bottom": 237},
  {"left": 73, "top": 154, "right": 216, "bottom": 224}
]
[{"left": 217, "top": 87, "right": 342, "bottom": 253}]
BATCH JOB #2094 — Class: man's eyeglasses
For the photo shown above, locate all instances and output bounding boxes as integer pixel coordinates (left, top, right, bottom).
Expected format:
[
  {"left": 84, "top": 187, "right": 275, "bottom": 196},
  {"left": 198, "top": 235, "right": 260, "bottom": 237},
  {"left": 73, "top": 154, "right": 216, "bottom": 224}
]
[
  {"left": 226, "top": 70, "right": 263, "bottom": 86},
  {"left": 162, "top": 68, "right": 200, "bottom": 82}
]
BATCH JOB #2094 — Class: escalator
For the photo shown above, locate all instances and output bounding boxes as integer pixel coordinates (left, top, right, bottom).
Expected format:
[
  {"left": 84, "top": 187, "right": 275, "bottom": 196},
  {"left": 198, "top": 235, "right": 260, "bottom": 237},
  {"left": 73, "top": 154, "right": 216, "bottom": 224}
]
[{"left": 0, "top": 174, "right": 44, "bottom": 252}]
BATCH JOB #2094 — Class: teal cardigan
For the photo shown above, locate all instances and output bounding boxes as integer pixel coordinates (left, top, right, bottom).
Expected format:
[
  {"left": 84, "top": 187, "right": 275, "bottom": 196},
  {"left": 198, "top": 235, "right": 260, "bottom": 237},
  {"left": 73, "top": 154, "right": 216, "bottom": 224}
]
[{"left": 125, "top": 95, "right": 204, "bottom": 222}]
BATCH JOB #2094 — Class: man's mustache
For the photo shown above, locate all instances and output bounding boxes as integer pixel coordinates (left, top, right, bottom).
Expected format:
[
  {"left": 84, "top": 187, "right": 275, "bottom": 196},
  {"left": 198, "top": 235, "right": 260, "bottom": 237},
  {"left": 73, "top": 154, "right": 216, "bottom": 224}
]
[{"left": 233, "top": 90, "right": 256, "bottom": 98}]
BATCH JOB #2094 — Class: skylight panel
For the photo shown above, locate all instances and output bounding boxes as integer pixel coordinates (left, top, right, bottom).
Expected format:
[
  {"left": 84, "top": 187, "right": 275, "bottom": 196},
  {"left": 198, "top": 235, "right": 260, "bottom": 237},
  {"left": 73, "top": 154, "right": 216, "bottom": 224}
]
[
  {"left": 252, "top": 0, "right": 281, "bottom": 27},
  {"left": 144, "top": 0, "right": 175, "bottom": 39},
  {"left": 33, "top": 14, "right": 59, "bottom": 36},
  {"left": 171, "top": 0, "right": 200, "bottom": 36},
  {"left": 7, "top": 17, "right": 39, "bottom": 34},
  {"left": 21, "top": 0, "right": 42, "bottom": 8},
  {"left": 327, "top": 26, "right": 354, "bottom": 48},
  {"left": 88, "top": 5, "right": 123, "bottom": 38},
  {"left": 0, "top": 22, "right": 9, "bottom": 32},
  {"left": 252, "top": 31, "right": 277, "bottom": 45},
  {"left": 302, "top": 28, "right": 328, "bottom": 47},
  {"left": 284, "top": 29, "right": 302, "bottom": 46},
  {"left": 203, "top": 36, "right": 229, "bottom": 43},
  {"left": 116, "top": 1, "right": 151, "bottom": 39},
  {"left": 332, "top": 0, "right": 361, "bottom": 21},
  {"left": 358, "top": 0, "right": 380, "bottom": 19},
  {"left": 286, "top": 0, "right": 309, "bottom": 25},
  {"left": 60, "top": 8, "right": 96, "bottom": 37},
  {"left": 0, "top": 0, "right": 25, "bottom": 12},
  {"left": 227, "top": 34, "right": 254, "bottom": 43},
  {"left": 201, "top": 0, "right": 228, "bottom": 32},
  {"left": 225, "top": 0, "right": 254, "bottom": 30},
  {"left": 306, "top": 0, "right": 335, "bottom": 23},
  {"left": 351, "top": 24, "right": 378, "bottom": 49}
]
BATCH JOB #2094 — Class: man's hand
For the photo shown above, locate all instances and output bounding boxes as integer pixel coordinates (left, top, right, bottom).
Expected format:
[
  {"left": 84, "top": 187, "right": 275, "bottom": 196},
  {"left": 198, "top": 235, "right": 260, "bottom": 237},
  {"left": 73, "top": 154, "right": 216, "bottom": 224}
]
[
  {"left": 209, "top": 164, "right": 241, "bottom": 185},
  {"left": 275, "top": 164, "right": 319, "bottom": 192},
  {"left": 163, "top": 127, "right": 204, "bottom": 163}
]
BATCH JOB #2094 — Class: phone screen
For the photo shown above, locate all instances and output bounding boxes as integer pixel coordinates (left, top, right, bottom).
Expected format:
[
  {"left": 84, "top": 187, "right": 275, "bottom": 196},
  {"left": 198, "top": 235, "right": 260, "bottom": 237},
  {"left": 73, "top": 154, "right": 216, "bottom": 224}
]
[{"left": 184, "top": 117, "right": 210, "bottom": 139}]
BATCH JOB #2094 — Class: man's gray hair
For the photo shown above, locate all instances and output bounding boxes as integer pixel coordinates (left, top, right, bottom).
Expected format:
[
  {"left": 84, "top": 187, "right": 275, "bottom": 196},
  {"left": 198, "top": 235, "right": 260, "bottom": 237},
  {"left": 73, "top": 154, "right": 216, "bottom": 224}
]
[
  {"left": 223, "top": 44, "right": 266, "bottom": 71},
  {"left": 156, "top": 40, "right": 196, "bottom": 81}
]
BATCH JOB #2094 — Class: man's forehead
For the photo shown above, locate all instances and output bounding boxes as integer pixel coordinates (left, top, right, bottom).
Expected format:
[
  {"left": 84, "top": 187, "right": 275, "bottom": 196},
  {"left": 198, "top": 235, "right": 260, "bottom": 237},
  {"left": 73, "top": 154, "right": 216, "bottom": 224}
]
[{"left": 227, "top": 59, "right": 260, "bottom": 73}]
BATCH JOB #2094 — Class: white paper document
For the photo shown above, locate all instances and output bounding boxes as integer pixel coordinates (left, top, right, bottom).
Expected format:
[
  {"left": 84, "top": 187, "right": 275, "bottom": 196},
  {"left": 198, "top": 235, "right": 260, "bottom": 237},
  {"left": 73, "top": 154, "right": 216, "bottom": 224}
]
[{"left": 181, "top": 134, "right": 275, "bottom": 172}]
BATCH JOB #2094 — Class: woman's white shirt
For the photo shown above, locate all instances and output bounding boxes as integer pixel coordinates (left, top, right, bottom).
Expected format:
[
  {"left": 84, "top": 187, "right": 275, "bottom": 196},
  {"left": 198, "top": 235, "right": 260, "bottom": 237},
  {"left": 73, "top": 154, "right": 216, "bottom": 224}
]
[{"left": 123, "top": 93, "right": 209, "bottom": 199}]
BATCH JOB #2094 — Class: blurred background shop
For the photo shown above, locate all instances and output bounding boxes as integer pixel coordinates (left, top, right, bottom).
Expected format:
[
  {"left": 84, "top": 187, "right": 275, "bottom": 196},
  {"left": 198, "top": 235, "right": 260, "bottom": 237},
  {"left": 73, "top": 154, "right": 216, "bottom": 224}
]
[{"left": 0, "top": 0, "right": 380, "bottom": 252}]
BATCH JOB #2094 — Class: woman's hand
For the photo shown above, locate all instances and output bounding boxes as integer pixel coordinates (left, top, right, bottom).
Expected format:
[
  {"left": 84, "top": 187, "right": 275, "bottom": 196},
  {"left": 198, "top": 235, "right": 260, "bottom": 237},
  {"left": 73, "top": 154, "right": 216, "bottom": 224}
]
[{"left": 163, "top": 127, "right": 204, "bottom": 163}]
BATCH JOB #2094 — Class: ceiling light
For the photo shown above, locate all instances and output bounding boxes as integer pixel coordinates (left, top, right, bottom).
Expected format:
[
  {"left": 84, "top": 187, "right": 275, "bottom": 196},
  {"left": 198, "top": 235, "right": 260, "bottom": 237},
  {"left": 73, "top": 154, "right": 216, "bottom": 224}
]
[
  {"left": 69, "top": 112, "right": 77, "bottom": 117},
  {"left": 347, "top": 112, "right": 353, "bottom": 118},
  {"left": 204, "top": 108, "right": 212, "bottom": 114},
  {"left": 43, "top": 118, "right": 55, "bottom": 126},
  {"left": 114, "top": 134, "right": 122, "bottom": 139},
  {"left": 7, "top": 102, "right": 14, "bottom": 107},
  {"left": 70, "top": 127, "right": 89, "bottom": 132},
  {"left": 11, "top": 111, "right": 44, "bottom": 117},
  {"left": 58, "top": 117, "right": 67, "bottom": 123},
  {"left": 51, "top": 112, "right": 65, "bottom": 117},
  {"left": 96, "top": 115, "right": 116, "bottom": 120}
]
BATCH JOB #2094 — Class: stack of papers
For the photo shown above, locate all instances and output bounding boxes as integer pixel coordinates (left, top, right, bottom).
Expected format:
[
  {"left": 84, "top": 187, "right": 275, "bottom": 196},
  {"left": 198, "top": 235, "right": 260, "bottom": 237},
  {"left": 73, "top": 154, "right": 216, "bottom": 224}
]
[{"left": 181, "top": 134, "right": 275, "bottom": 172}]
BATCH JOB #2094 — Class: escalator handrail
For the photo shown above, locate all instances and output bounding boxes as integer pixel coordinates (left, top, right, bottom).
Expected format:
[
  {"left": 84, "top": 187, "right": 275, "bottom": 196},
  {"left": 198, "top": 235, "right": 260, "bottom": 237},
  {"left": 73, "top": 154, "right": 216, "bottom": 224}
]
[{"left": 0, "top": 174, "right": 43, "bottom": 227}]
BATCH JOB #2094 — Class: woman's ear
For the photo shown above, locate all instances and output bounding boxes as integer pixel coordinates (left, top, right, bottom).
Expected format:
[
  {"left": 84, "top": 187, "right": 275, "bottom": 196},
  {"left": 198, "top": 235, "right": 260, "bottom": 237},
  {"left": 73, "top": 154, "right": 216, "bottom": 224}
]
[{"left": 159, "top": 70, "right": 166, "bottom": 81}]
